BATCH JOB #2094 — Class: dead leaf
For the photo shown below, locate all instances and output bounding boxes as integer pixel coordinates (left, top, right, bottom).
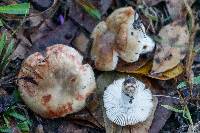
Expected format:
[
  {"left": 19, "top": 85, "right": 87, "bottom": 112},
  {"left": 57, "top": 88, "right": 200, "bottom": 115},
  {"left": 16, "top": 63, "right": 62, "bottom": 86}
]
[
  {"left": 11, "top": 43, "right": 27, "bottom": 60},
  {"left": 30, "top": 19, "right": 56, "bottom": 42},
  {"left": 100, "top": 0, "right": 112, "bottom": 15},
  {"left": 23, "top": 14, "right": 43, "bottom": 28},
  {"left": 57, "top": 122, "right": 89, "bottom": 133},
  {"left": 138, "top": 0, "right": 195, "bottom": 20},
  {"left": 72, "top": 32, "right": 90, "bottom": 56},
  {"left": 31, "top": 0, "right": 53, "bottom": 11},
  {"left": 116, "top": 56, "right": 152, "bottom": 73},
  {"left": 35, "top": 124, "right": 44, "bottom": 133},
  {"left": 149, "top": 97, "right": 176, "bottom": 133},
  {"left": 117, "top": 59, "right": 184, "bottom": 80},
  {"left": 68, "top": 0, "right": 99, "bottom": 33},
  {"left": 67, "top": 100, "right": 104, "bottom": 129},
  {"left": 30, "top": 20, "right": 78, "bottom": 54},
  {"left": 152, "top": 19, "right": 189, "bottom": 74}
]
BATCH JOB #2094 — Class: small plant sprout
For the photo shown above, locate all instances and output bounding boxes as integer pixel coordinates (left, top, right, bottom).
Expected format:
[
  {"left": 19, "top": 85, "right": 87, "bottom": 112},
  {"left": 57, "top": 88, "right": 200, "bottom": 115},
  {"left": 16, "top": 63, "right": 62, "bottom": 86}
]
[
  {"left": 103, "top": 77, "right": 154, "bottom": 126},
  {"left": 161, "top": 104, "right": 193, "bottom": 125},
  {"left": 17, "top": 44, "right": 96, "bottom": 118}
]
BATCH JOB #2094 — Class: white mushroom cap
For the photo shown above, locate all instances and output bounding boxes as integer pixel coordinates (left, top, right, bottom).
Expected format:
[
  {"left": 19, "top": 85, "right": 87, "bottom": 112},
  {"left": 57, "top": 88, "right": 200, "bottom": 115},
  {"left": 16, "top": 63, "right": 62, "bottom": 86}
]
[
  {"left": 103, "top": 77, "right": 153, "bottom": 126},
  {"left": 91, "top": 7, "right": 155, "bottom": 71},
  {"left": 17, "top": 44, "right": 96, "bottom": 118},
  {"left": 116, "top": 12, "right": 155, "bottom": 62}
]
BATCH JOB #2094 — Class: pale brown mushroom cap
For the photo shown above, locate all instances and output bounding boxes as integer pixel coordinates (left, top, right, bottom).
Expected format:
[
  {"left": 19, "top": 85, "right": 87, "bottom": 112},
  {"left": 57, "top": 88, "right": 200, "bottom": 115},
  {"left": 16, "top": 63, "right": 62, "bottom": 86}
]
[
  {"left": 106, "top": 7, "right": 135, "bottom": 33},
  {"left": 91, "top": 7, "right": 155, "bottom": 70},
  {"left": 18, "top": 44, "right": 96, "bottom": 118},
  {"left": 116, "top": 12, "right": 155, "bottom": 62},
  {"left": 91, "top": 21, "right": 118, "bottom": 71}
]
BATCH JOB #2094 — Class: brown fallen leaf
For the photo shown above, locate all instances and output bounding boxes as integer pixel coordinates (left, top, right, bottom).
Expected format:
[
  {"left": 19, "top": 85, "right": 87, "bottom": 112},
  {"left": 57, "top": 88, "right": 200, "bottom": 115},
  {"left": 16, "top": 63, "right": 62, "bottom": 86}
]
[
  {"left": 72, "top": 32, "right": 90, "bottom": 56},
  {"left": 116, "top": 56, "right": 152, "bottom": 73},
  {"left": 151, "top": 19, "right": 189, "bottom": 74},
  {"left": 68, "top": 0, "right": 99, "bottom": 33},
  {"left": 149, "top": 97, "right": 176, "bottom": 133},
  {"left": 11, "top": 43, "right": 27, "bottom": 60},
  {"left": 23, "top": 13, "right": 43, "bottom": 29},
  {"left": 117, "top": 59, "right": 184, "bottom": 80},
  {"left": 137, "top": 0, "right": 195, "bottom": 20},
  {"left": 30, "top": 20, "right": 78, "bottom": 55},
  {"left": 67, "top": 93, "right": 105, "bottom": 129},
  {"left": 35, "top": 124, "right": 44, "bottom": 133},
  {"left": 100, "top": 0, "right": 112, "bottom": 15},
  {"left": 57, "top": 122, "right": 89, "bottom": 133}
]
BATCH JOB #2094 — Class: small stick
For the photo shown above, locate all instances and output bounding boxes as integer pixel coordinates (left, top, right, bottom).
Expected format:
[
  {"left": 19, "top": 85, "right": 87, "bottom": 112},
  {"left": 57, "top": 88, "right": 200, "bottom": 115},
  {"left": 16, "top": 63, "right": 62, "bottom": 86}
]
[{"left": 183, "top": 0, "right": 198, "bottom": 97}]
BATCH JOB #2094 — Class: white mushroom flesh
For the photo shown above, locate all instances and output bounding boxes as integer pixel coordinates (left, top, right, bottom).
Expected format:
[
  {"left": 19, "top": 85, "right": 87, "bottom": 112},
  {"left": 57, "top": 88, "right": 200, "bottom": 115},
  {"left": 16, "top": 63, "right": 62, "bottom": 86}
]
[
  {"left": 103, "top": 77, "right": 153, "bottom": 126},
  {"left": 118, "top": 13, "right": 155, "bottom": 62},
  {"left": 91, "top": 7, "right": 155, "bottom": 71}
]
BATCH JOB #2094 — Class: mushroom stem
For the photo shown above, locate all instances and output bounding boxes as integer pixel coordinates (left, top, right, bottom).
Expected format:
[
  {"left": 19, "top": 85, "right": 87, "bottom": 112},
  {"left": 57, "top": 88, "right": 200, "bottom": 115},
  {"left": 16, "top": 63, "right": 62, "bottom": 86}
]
[{"left": 121, "top": 77, "right": 137, "bottom": 104}]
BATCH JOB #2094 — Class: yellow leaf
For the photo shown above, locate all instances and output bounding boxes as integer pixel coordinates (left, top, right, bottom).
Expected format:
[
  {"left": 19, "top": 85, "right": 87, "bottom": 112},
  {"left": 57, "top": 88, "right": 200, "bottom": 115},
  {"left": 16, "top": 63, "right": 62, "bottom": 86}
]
[{"left": 117, "top": 60, "right": 184, "bottom": 80}]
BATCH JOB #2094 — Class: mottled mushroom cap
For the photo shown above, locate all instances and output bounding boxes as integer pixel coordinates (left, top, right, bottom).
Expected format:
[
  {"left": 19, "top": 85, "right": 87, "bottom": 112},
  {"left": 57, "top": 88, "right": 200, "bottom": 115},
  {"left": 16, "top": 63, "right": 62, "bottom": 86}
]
[
  {"left": 91, "top": 7, "right": 155, "bottom": 71},
  {"left": 103, "top": 77, "right": 153, "bottom": 126},
  {"left": 91, "top": 21, "right": 118, "bottom": 71},
  {"left": 115, "top": 10, "right": 155, "bottom": 62},
  {"left": 17, "top": 44, "right": 96, "bottom": 118}
]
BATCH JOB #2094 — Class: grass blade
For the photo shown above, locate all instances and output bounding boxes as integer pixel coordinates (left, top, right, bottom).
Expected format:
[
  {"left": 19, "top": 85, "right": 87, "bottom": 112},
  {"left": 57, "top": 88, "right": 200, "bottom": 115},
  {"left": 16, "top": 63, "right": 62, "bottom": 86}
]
[
  {"left": 0, "top": 19, "right": 3, "bottom": 27},
  {"left": 3, "top": 115, "right": 10, "bottom": 127},
  {"left": 161, "top": 105, "right": 184, "bottom": 113},
  {"left": 0, "top": 33, "right": 6, "bottom": 56},
  {"left": 6, "top": 109, "right": 27, "bottom": 121},
  {"left": 0, "top": 126, "right": 12, "bottom": 133},
  {"left": 75, "top": 0, "right": 101, "bottom": 20},
  {"left": 17, "top": 121, "right": 30, "bottom": 132},
  {"left": 0, "top": 39, "right": 14, "bottom": 71},
  {"left": 177, "top": 75, "right": 200, "bottom": 89},
  {"left": 0, "top": 3, "right": 30, "bottom": 15}
]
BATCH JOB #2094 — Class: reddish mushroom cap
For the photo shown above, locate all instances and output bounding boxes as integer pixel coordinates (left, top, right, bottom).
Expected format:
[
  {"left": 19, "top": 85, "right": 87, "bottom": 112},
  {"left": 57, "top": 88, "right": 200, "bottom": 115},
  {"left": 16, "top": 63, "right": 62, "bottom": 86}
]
[{"left": 17, "top": 44, "right": 96, "bottom": 118}]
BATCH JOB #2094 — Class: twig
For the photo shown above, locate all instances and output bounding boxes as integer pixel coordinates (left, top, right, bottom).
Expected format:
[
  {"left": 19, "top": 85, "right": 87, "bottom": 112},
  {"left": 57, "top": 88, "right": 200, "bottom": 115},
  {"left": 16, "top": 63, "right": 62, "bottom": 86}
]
[
  {"left": 153, "top": 94, "right": 180, "bottom": 100},
  {"left": 183, "top": 0, "right": 197, "bottom": 97}
]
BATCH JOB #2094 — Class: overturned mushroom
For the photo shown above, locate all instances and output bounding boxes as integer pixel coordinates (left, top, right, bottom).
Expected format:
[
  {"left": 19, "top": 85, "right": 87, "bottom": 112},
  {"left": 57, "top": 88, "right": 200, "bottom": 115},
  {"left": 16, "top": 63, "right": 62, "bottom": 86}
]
[
  {"left": 17, "top": 44, "right": 96, "bottom": 118},
  {"left": 91, "top": 7, "right": 155, "bottom": 71},
  {"left": 103, "top": 77, "right": 155, "bottom": 126}
]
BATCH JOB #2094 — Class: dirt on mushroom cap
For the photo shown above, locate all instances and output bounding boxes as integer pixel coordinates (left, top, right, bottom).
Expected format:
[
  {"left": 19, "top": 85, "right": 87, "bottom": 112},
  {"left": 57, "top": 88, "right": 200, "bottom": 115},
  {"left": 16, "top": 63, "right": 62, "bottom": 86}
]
[{"left": 17, "top": 44, "right": 96, "bottom": 118}]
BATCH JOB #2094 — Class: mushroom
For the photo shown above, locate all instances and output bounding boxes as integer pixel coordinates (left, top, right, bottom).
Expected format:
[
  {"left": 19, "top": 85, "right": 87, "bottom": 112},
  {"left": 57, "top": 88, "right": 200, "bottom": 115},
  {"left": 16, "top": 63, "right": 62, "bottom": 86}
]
[
  {"left": 103, "top": 77, "right": 154, "bottom": 126},
  {"left": 17, "top": 44, "right": 96, "bottom": 118},
  {"left": 91, "top": 7, "right": 155, "bottom": 71},
  {"left": 91, "top": 21, "right": 118, "bottom": 71}
]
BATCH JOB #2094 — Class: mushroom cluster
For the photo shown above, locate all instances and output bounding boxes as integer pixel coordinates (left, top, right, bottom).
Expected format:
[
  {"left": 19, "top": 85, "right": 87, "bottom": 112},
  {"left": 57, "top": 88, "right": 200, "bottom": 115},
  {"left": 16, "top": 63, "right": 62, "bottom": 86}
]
[
  {"left": 91, "top": 7, "right": 155, "bottom": 71},
  {"left": 17, "top": 44, "right": 96, "bottom": 118},
  {"left": 103, "top": 77, "right": 154, "bottom": 126}
]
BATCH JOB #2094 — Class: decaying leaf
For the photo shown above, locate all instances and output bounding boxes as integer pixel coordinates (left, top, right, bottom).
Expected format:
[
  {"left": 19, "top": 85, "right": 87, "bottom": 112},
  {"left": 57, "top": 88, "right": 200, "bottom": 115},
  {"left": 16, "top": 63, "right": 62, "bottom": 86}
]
[
  {"left": 67, "top": 94, "right": 105, "bottom": 129},
  {"left": 138, "top": 0, "right": 195, "bottom": 20},
  {"left": 68, "top": 0, "right": 98, "bottom": 32},
  {"left": 116, "top": 56, "right": 152, "bottom": 73},
  {"left": 152, "top": 19, "right": 189, "bottom": 74},
  {"left": 149, "top": 97, "right": 175, "bottom": 133},
  {"left": 72, "top": 32, "right": 90, "bottom": 56},
  {"left": 100, "top": 0, "right": 112, "bottom": 15},
  {"left": 23, "top": 14, "right": 43, "bottom": 28},
  {"left": 117, "top": 60, "right": 184, "bottom": 80},
  {"left": 30, "top": 20, "right": 78, "bottom": 54}
]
